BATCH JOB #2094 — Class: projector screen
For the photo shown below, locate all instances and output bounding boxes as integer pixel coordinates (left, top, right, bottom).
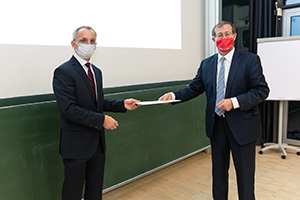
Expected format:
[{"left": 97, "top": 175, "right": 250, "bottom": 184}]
[
  {"left": 1, "top": 0, "right": 181, "bottom": 49},
  {"left": 0, "top": 0, "right": 204, "bottom": 99}
]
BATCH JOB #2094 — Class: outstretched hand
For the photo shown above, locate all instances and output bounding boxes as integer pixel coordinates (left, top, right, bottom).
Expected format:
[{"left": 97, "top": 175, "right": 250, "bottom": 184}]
[
  {"left": 158, "top": 93, "right": 173, "bottom": 105},
  {"left": 124, "top": 98, "right": 140, "bottom": 110}
]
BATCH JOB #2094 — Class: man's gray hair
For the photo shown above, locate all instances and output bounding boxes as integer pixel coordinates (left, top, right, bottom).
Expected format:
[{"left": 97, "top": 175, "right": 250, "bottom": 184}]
[
  {"left": 211, "top": 21, "right": 236, "bottom": 37},
  {"left": 72, "top": 26, "right": 97, "bottom": 40}
]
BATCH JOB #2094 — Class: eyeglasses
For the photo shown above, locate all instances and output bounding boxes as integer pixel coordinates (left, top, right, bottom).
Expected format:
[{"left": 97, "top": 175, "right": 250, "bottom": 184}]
[
  {"left": 215, "top": 32, "right": 233, "bottom": 40},
  {"left": 75, "top": 38, "right": 96, "bottom": 45}
]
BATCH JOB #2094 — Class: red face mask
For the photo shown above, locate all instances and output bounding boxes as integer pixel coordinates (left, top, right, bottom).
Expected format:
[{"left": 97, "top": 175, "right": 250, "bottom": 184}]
[{"left": 216, "top": 38, "right": 234, "bottom": 53}]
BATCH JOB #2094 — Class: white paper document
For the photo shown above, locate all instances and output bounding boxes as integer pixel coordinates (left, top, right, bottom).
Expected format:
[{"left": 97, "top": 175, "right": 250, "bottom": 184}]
[{"left": 135, "top": 100, "right": 181, "bottom": 106}]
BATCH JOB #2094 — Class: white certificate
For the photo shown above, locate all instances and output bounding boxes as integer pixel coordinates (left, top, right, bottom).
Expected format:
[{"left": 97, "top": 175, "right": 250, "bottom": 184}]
[{"left": 135, "top": 100, "right": 181, "bottom": 106}]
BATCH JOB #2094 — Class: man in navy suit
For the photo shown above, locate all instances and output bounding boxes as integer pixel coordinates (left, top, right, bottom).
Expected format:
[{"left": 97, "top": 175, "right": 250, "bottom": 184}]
[
  {"left": 159, "top": 21, "right": 269, "bottom": 200},
  {"left": 53, "top": 26, "right": 140, "bottom": 200}
]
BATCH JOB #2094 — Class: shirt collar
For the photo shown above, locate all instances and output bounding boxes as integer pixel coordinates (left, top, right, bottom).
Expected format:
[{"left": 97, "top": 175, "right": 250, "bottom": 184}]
[
  {"left": 74, "top": 53, "right": 89, "bottom": 66},
  {"left": 218, "top": 47, "right": 235, "bottom": 63}
]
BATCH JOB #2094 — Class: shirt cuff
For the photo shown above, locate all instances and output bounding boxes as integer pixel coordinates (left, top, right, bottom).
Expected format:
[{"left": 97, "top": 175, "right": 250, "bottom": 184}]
[
  {"left": 231, "top": 97, "right": 240, "bottom": 109},
  {"left": 170, "top": 92, "right": 176, "bottom": 100}
]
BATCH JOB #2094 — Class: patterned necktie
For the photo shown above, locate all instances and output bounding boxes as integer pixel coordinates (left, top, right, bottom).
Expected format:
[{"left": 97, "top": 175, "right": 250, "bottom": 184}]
[
  {"left": 86, "top": 62, "right": 96, "bottom": 98},
  {"left": 215, "top": 57, "right": 225, "bottom": 116}
]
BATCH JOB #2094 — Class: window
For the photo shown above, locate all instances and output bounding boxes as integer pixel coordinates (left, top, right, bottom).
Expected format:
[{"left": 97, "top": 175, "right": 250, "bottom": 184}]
[
  {"left": 282, "top": 7, "right": 300, "bottom": 36},
  {"left": 285, "top": 0, "right": 300, "bottom": 5},
  {"left": 291, "top": 16, "right": 300, "bottom": 35}
]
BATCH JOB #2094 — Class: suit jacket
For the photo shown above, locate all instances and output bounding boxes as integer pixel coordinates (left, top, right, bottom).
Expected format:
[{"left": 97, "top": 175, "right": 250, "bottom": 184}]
[
  {"left": 174, "top": 50, "right": 269, "bottom": 145},
  {"left": 53, "top": 56, "right": 126, "bottom": 159}
]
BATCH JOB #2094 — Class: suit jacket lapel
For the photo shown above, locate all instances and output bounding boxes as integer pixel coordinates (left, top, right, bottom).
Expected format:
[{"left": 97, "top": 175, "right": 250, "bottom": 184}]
[
  {"left": 212, "top": 54, "right": 218, "bottom": 97},
  {"left": 71, "top": 56, "right": 97, "bottom": 104},
  {"left": 226, "top": 50, "right": 241, "bottom": 97}
]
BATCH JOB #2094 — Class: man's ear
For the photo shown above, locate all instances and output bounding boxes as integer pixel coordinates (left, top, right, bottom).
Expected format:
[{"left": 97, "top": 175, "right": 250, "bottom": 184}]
[
  {"left": 233, "top": 33, "right": 237, "bottom": 41},
  {"left": 71, "top": 40, "right": 77, "bottom": 49}
]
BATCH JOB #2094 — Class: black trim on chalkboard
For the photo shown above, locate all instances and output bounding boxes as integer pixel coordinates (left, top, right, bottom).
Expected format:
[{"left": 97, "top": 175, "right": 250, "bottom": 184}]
[{"left": 0, "top": 80, "right": 192, "bottom": 108}]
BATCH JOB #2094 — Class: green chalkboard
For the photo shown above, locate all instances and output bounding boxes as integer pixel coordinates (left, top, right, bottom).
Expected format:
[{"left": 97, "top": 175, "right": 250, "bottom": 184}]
[
  {"left": 0, "top": 102, "right": 63, "bottom": 200},
  {"left": 0, "top": 81, "right": 209, "bottom": 200},
  {"left": 103, "top": 84, "right": 209, "bottom": 189}
]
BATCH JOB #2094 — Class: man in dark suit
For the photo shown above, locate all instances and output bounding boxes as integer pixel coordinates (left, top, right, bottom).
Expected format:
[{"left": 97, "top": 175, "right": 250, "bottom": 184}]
[
  {"left": 159, "top": 21, "right": 269, "bottom": 200},
  {"left": 53, "top": 26, "right": 140, "bottom": 200}
]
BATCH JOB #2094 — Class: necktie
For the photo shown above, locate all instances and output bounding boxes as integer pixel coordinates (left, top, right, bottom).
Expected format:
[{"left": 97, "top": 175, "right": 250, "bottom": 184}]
[
  {"left": 86, "top": 62, "right": 96, "bottom": 98},
  {"left": 215, "top": 57, "right": 225, "bottom": 116}
]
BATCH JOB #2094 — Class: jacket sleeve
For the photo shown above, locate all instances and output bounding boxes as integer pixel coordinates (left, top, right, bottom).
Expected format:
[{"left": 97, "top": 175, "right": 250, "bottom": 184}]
[
  {"left": 236, "top": 55, "right": 270, "bottom": 111},
  {"left": 103, "top": 99, "right": 126, "bottom": 112},
  {"left": 173, "top": 62, "right": 205, "bottom": 102}
]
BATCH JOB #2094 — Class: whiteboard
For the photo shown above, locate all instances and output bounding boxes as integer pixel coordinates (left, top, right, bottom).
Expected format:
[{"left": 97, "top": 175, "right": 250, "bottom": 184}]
[{"left": 257, "top": 36, "right": 300, "bottom": 100}]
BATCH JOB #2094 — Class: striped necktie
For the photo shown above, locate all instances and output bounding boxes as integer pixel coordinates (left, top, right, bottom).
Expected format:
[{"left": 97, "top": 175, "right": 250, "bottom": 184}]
[
  {"left": 215, "top": 57, "right": 225, "bottom": 116},
  {"left": 86, "top": 62, "right": 96, "bottom": 98}
]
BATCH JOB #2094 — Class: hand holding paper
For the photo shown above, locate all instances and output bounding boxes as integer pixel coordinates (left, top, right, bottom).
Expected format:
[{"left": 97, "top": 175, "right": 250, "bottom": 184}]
[
  {"left": 124, "top": 98, "right": 140, "bottom": 110},
  {"left": 158, "top": 92, "right": 174, "bottom": 105},
  {"left": 158, "top": 93, "right": 173, "bottom": 101}
]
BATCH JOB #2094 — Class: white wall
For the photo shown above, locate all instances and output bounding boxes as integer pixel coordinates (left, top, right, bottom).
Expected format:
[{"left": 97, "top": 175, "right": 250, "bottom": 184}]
[{"left": 0, "top": 0, "right": 205, "bottom": 99}]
